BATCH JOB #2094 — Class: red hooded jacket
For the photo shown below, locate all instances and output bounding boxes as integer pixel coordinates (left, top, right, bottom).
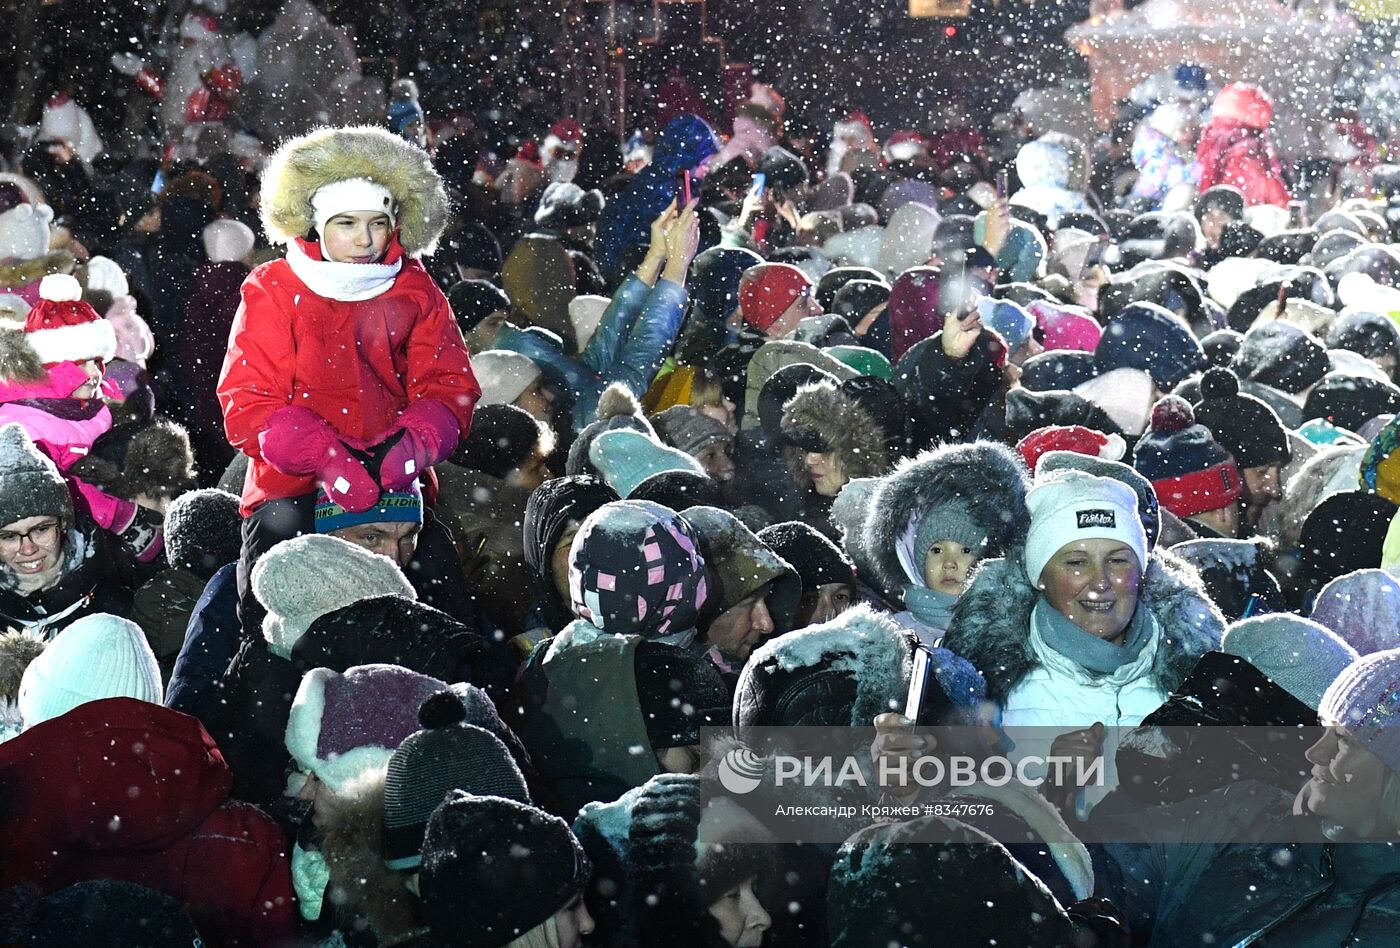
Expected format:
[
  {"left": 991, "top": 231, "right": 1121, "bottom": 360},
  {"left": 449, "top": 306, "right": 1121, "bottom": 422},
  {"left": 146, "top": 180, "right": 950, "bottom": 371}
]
[
  {"left": 217, "top": 237, "right": 480, "bottom": 514},
  {"left": 1196, "top": 84, "right": 1290, "bottom": 208},
  {"left": 0, "top": 698, "right": 295, "bottom": 947}
]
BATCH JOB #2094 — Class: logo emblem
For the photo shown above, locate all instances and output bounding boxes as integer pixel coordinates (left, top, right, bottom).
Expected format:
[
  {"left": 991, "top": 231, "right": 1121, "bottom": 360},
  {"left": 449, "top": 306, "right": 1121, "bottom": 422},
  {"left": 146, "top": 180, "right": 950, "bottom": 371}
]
[
  {"left": 1077, "top": 509, "right": 1116, "bottom": 529},
  {"left": 718, "top": 747, "right": 765, "bottom": 795}
]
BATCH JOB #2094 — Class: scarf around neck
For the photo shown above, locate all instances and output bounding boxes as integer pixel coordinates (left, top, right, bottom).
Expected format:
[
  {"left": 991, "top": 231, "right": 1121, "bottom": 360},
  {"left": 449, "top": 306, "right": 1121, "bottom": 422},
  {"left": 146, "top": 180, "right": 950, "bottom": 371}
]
[
  {"left": 904, "top": 585, "right": 960, "bottom": 632},
  {"left": 1032, "top": 595, "right": 1152, "bottom": 675},
  {"left": 285, "top": 239, "right": 402, "bottom": 301}
]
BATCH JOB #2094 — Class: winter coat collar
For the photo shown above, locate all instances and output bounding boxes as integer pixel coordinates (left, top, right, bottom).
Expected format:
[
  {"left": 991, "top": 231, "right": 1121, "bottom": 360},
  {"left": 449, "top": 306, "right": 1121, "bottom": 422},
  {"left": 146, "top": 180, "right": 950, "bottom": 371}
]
[
  {"left": 284, "top": 237, "right": 403, "bottom": 301},
  {"left": 942, "top": 549, "right": 1223, "bottom": 704},
  {"left": 0, "top": 250, "right": 75, "bottom": 291}
]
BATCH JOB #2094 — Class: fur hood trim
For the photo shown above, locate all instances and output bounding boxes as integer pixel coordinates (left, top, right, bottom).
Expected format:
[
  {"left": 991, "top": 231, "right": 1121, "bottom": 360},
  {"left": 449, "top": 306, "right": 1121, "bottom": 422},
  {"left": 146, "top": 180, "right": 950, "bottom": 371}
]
[
  {"left": 780, "top": 380, "right": 891, "bottom": 483},
  {"left": 0, "top": 327, "right": 45, "bottom": 384},
  {"left": 0, "top": 629, "right": 46, "bottom": 701},
  {"left": 69, "top": 419, "right": 196, "bottom": 501},
  {"left": 942, "top": 548, "right": 1223, "bottom": 703},
  {"left": 260, "top": 126, "right": 449, "bottom": 258},
  {"left": 858, "top": 442, "right": 1030, "bottom": 596},
  {"left": 0, "top": 250, "right": 76, "bottom": 291}
]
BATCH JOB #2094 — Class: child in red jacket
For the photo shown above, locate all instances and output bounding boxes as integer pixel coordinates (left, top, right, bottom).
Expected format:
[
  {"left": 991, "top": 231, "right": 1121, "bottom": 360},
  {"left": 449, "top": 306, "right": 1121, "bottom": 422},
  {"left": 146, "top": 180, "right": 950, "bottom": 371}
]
[{"left": 217, "top": 126, "right": 480, "bottom": 613}]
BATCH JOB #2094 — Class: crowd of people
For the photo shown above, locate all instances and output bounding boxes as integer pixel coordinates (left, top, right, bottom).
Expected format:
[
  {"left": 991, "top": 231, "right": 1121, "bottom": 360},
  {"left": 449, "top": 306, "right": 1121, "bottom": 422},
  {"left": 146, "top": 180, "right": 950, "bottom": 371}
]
[{"left": 8, "top": 6, "right": 1400, "bottom": 943}]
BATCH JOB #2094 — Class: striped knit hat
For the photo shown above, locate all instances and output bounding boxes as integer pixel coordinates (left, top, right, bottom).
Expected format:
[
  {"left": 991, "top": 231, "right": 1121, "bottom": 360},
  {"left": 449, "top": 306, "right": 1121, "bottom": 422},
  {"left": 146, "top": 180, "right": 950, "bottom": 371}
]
[
  {"left": 382, "top": 690, "right": 529, "bottom": 870},
  {"left": 1132, "top": 395, "right": 1241, "bottom": 519}
]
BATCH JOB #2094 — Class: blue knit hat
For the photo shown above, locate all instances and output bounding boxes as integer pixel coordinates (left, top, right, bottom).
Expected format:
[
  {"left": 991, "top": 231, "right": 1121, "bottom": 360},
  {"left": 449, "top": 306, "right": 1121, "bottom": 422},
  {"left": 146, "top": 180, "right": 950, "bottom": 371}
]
[
  {"left": 1095, "top": 302, "right": 1206, "bottom": 390},
  {"left": 1132, "top": 396, "right": 1241, "bottom": 519},
  {"left": 314, "top": 483, "right": 424, "bottom": 534},
  {"left": 588, "top": 429, "right": 704, "bottom": 498},
  {"left": 977, "top": 297, "right": 1036, "bottom": 351},
  {"left": 1223, "top": 614, "right": 1359, "bottom": 710}
]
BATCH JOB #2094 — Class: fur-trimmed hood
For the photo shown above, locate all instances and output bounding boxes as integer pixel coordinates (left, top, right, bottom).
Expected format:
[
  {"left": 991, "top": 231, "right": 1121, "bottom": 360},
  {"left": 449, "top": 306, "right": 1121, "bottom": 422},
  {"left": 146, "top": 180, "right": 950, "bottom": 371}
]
[
  {"left": 0, "top": 628, "right": 45, "bottom": 701},
  {"left": 779, "top": 380, "right": 891, "bottom": 485},
  {"left": 0, "top": 325, "right": 45, "bottom": 385},
  {"left": 0, "top": 250, "right": 76, "bottom": 292},
  {"left": 69, "top": 418, "right": 196, "bottom": 502},
  {"left": 942, "top": 549, "right": 1223, "bottom": 704},
  {"left": 259, "top": 125, "right": 449, "bottom": 257},
  {"left": 856, "top": 441, "right": 1030, "bottom": 597}
]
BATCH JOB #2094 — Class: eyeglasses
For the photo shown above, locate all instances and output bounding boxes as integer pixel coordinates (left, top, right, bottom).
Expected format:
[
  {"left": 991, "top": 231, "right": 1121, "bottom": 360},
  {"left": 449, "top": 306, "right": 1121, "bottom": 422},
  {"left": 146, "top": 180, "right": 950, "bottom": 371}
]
[{"left": 0, "top": 520, "right": 62, "bottom": 552}]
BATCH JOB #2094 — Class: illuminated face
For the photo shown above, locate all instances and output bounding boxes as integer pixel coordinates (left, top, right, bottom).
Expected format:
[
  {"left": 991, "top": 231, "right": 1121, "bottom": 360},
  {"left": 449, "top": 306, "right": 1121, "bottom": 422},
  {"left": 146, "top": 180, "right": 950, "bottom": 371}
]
[
  {"left": 708, "top": 877, "right": 772, "bottom": 948},
  {"left": 0, "top": 515, "right": 65, "bottom": 588},
  {"left": 706, "top": 591, "right": 775, "bottom": 660},
  {"left": 71, "top": 359, "right": 104, "bottom": 400},
  {"left": 805, "top": 451, "right": 847, "bottom": 497},
  {"left": 922, "top": 540, "right": 979, "bottom": 597},
  {"left": 795, "top": 582, "right": 854, "bottom": 628},
  {"left": 551, "top": 895, "right": 595, "bottom": 948},
  {"left": 331, "top": 520, "right": 420, "bottom": 568},
  {"left": 1037, "top": 539, "right": 1142, "bottom": 643},
  {"left": 322, "top": 211, "right": 392, "bottom": 263},
  {"left": 1295, "top": 724, "right": 1389, "bottom": 837},
  {"left": 694, "top": 440, "right": 736, "bottom": 482}
]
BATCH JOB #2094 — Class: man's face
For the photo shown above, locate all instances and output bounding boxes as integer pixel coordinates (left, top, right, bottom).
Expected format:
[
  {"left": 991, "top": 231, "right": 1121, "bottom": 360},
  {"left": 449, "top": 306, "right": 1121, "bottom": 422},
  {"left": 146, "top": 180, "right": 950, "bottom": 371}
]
[
  {"left": 331, "top": 520, "right": 420, "bottom": 568},
  {"left": 766, "top": 287, "right": 820, "bottom": 339},
  {"left": 794, "top": 582, "right": 853, "bottom": 628},
  {"left": 506, "top": 451, "right": 552, "bottom": 492},
  {"left": 1199, "top": 208, "right": 1232, "bottom": 248},
  {"left": 1241, "top": 465, "right": 1282, "bottom": 528},
  {"left": 513, "top": 379, "right": 556, "bottom": 422},
  {"left": 465, "top": 312, "right": 508, "bottom": 354},
  {"left": 705, "top": 589, "right": 775, "bottom": 661}
]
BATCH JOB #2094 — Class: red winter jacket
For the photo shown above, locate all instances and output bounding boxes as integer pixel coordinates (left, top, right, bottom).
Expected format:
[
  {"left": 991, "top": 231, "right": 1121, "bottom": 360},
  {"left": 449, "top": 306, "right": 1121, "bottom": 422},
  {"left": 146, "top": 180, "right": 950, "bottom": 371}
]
[
  {"left": 0, "top": 698, "right": 296, "bottom": 947},
  {"left": 1196, "top": 120, "right": 1291, "bottom": 208},
  {"left": 217, "top": 238, "right": 480, "bottom": 514}
]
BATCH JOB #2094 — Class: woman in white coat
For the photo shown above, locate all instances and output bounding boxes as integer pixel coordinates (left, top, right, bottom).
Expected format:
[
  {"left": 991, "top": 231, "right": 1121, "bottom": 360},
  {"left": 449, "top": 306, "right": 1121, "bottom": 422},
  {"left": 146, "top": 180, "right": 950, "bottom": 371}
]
[{"left": 942, "top": 469, "right": 1223, "bottom": 811}]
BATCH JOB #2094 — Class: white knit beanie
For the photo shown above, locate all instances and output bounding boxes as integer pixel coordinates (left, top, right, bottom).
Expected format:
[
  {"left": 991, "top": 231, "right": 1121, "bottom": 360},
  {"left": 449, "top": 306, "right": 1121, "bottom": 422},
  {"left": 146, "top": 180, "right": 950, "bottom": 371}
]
[
  {"left": 17, "top": 613, "right": 161, "bottom": 728},
  {"left": 310, "top": 178, "right": 397, "bottom": 236},
  {"left": 1024, "top": 469, "right": 1149, "bottom": 586},
  {"left": 473, "top": 350, "right": 543, "bottom": 406},
  {"left": 252, "top": 534, "right": 417, "bottom": 659},
  {"left": 1222, "top": 614, "right": 1359, "bottom": 710}
]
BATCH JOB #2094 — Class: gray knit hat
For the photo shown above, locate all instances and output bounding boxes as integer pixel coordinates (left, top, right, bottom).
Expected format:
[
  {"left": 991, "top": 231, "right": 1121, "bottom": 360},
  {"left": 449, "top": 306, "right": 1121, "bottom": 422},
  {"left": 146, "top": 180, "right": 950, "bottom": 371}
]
[
  {"left": 164, "top": 488, "right": 242, "bottom": 578},
  {"left": 1222, "top": 614, "right": 1359, "bottom": 710},
  {"left": 652, "top": 406, "right": 733, "bottom": 458},
  {"left": 383, "top": 690, "right": 530, "bottom": 870},
  {"left": 0, "top": 422, "right": 73, "bottom": 529}
]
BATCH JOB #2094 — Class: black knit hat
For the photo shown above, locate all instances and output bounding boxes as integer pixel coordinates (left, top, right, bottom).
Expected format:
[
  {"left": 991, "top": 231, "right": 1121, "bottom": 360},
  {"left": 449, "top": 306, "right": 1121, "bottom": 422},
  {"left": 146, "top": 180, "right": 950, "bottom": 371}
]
[
  {"left": 163, "top": 488, "right": 242, "bottom": 578},
  {"left": 757, "top": 521, "right": 856, "bottom": 590},
  {"left": 1201, "top": 329, "right": 1244, "bottom": 369},
  {"left": 420, "top": 793, "right": 589, "bottom": 948},
  {"left": 533, "top": 182, "right": 606, "bottom": 230},
  {"left": 1303, "top": 373, "right": 1400, "bottom": 433},
  {"left": 1232, "top": 322, "right": 1332, "bottom": 395},
  {"left": 629, "top": 469, "right": 724, "bottom": 510},
  {"left": 447, "top": 279, "right": 512, "bottom": 336},
  {"left": 1299, "top": 490, "right": 1399, "bottom": 592},
  {"left": 1193, "top": 368, "right": 1291, "bottom": 469},
  {"left": 829, "top": 279, "right": 890, "bottom": 325},
  {"left": 818, "top": 267, "right": 885, "bottom": 311},
  {"left": 633, "top": 640, "right": 732, "bottom": 748},
  {"left": 1327, "top": 310, "right": 1400, "bottom": 362},
  {"left": 8, "top": 880, "right": 202, "bottom": 947},
  {"left": 1018, "top": 350, "right": 1099, "bottom": 392},
  {"left": 383, "top": 691, "right": 530, "bottom": 870},
  {"left": 453, "top": 404, "right": 548, "bottom": 478}
]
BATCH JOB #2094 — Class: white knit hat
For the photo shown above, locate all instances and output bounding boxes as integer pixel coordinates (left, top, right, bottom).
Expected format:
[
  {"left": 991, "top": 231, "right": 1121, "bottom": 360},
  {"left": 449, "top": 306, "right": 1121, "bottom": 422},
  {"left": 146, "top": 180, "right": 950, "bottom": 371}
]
[
  {"left": 569, "top": 295, "right": 610, "bottom": 352},
  {"left": 310, "top": 177, "right": 397, "bottom": 236},
  {"left": 1023, "top": 469, "right": 1149, "bottom": 586},
  {"left": 82, "top": 256, "right": 129, "bottom": 299},
  {"left": 17, "top": 613, "right": 161, "bottom": 728},
  {"left": 252, "top": 534, "right": 417, "bottom": 659},
  {"left": 473, "top": 349, "right": 543, "bottom": 406},
  {"left": 0, "top": 202, "right": 54, "bottom": 263},
  {"left": 202, "top": 218, "right": 256, "bottom": 263}
]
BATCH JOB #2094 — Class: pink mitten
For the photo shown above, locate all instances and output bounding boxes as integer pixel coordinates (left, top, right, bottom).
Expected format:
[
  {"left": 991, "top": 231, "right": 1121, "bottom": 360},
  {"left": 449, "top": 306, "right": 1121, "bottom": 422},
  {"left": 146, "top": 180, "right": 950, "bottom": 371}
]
[
  {"left": 259, "top": 405, "right": 341, "bottom": 476},
  {"left": 320, "top": 442, "right": 380, "bottom": 512},
  {"left": 374, "top": 399, "right": 461, "bottom": 491},
  {"left": 76, "top": 479, "right": 134, "bottom": 532}
]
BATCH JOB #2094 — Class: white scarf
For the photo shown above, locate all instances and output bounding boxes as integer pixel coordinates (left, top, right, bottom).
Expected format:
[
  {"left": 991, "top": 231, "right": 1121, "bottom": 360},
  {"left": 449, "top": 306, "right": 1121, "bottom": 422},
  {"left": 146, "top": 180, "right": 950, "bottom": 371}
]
[{"left": 284, "top": 240, "right": 403, "bottom": 302}]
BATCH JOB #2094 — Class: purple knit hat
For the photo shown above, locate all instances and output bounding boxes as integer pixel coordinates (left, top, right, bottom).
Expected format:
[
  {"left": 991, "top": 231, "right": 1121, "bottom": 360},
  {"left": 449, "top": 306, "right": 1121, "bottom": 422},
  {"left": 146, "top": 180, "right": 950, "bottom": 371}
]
[
  {"left": 1311, "top": 569, "right": 1400, "bottom": 656},
  {"left": 1318, "top": 648, "right": 1400, "bottom": 776},
  {"left": 285, "top": 663, "right": 448, "bottom": 791}
]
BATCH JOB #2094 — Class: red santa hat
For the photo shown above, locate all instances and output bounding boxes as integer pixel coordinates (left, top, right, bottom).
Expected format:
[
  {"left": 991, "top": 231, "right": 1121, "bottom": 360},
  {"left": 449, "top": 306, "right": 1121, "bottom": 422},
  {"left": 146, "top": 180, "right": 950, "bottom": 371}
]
[
  {"left": 24, "top": 274, "right": 117, "bottom": 366},
  {"left": 1016, "top": 424, "right": 1126, "bottom": 472},
  {"left": 885, "top": 130, "right": 929, "bottom": 163}
]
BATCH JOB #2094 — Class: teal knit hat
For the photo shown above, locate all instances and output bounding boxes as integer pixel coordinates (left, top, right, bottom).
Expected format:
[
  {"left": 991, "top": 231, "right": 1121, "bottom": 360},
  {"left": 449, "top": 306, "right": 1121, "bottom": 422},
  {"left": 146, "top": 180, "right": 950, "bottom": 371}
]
[{"left": 588, "top": 429, "right": 704, "bottom": 498}]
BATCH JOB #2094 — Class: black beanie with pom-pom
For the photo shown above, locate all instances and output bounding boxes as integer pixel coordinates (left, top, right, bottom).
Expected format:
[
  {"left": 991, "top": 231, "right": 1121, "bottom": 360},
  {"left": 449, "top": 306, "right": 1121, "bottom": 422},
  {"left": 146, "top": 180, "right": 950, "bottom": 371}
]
[{"left": 1192, "top": 367, "right": 1291, "bottom": 470}]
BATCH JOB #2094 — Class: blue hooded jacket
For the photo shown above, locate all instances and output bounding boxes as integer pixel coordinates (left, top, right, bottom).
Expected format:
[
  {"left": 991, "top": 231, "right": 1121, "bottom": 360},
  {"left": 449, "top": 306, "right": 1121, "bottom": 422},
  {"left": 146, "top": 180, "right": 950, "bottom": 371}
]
[{"left": 595, "top": 114, "right": 719, "bottom": 281}]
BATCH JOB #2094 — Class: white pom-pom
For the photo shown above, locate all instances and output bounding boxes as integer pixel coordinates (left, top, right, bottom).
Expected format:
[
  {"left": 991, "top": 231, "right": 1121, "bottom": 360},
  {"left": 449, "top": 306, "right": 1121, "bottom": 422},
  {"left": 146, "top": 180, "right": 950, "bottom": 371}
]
[
  {"left": 1100, "top": 432, "right": 1127, "bottom": 462},
  {"left": 39, "top": 273, "right": 82, "bottom": 302}
]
